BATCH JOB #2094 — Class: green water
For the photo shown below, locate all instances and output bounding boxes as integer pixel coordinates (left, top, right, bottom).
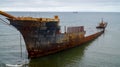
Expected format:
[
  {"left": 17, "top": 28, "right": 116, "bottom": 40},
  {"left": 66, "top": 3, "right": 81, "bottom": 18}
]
[{"left": 0, "top": 12, "right": 120, "bottom": 67}]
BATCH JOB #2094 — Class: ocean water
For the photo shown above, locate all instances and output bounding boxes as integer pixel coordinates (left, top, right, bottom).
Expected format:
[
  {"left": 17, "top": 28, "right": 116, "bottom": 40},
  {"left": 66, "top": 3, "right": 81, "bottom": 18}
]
[{"left": 0, "top": 12, "right": 120, "bottom": 67}]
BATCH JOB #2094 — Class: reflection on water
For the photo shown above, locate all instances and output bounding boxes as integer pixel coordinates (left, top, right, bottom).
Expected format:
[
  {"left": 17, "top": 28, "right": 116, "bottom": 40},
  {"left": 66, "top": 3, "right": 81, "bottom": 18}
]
[{"left": 29, "top": 41, "right": 94, "bottom": 67}]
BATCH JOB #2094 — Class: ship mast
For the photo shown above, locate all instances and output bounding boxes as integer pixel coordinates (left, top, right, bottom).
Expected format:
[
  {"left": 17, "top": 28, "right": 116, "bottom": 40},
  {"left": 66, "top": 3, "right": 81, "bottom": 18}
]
[{"left": 101, "top": 18, "right": 103, "bottom": 23}]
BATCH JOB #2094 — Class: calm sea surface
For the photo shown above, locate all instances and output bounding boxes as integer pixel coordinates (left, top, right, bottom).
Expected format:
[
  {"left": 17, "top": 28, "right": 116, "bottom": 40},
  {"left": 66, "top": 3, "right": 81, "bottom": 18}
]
[{"left": 0, "top": 12, "right": 120, "bottom": 67}]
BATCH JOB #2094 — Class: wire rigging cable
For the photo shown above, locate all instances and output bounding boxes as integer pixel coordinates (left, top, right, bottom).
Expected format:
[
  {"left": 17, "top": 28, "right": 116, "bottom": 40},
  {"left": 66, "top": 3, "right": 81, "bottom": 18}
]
[{"left": 0, "top": 18, "right": 10, "bottom": 25}]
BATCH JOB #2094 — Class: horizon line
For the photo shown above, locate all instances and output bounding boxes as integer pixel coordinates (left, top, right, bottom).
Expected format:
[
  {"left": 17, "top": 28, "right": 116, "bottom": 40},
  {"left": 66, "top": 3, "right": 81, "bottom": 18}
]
[{"left": 2, "top": 10, "right": 120, "bottom": 13}]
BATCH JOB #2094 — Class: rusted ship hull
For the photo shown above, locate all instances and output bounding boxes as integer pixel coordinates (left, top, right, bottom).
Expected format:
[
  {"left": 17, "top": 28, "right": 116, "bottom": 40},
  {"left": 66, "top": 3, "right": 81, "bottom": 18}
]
[
  {"left": 8, "top": 20, "right": 104, "bottom": 58},
  {"left": 0, "top": 11, "right": 107, "bottom": 58},
  {"left": 11, "top": 21, "right": 102, "bottom": 58},
  {"left": 28, "top": 30, "right": 104, "bottom": 58}
]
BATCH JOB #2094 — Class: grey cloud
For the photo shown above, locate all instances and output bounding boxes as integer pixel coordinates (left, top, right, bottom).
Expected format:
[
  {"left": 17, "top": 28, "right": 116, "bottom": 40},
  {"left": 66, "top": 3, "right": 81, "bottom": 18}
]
[{"left": 0, "top": 0, "right": 120, "bottom": 11}]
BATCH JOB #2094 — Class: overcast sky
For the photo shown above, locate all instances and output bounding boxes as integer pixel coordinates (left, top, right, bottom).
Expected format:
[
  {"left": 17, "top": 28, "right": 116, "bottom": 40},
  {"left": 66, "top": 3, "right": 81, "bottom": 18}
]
[{"left": 0, "top": 0, "right": 120, "bottom": 12}]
